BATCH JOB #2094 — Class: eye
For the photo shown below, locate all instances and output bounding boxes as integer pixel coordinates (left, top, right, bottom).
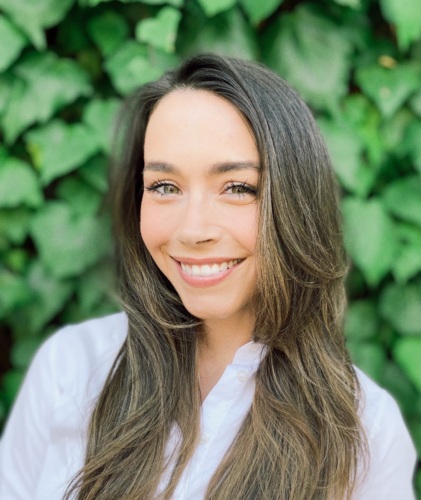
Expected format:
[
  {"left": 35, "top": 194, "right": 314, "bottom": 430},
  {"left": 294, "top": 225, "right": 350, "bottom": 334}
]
[
  {"left": 225, "top": 182, "right": 257, "bottom": 197},
  {"left": 145, "top": 181, "right": 181, "bottom": 196}
]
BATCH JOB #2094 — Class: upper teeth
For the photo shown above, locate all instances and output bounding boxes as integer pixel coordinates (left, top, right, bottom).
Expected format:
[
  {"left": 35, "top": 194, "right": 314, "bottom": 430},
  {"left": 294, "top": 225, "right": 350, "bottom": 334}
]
[{"left": 180, "top": 259, "right": 241, "bottom": 277}]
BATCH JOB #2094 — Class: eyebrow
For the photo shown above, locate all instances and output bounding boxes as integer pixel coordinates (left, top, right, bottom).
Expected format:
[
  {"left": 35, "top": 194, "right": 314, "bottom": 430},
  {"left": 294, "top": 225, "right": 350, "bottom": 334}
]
[{"left": 143, "top": 161, "right": 260, "bottom": 175}]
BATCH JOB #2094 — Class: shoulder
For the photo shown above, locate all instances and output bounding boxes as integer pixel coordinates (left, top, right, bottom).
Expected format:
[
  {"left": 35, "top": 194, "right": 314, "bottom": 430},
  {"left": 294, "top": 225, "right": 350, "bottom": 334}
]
[
  {"left": 355, "top": 367, "right": 410, "bottom": 441},
  {"left": 0, "top": 313, "right": 129, "bottom": 499},
  {"left": 36, "top": 312, "right": 128, "bottom": 402},
  {"left": 353, "top": 367, "right": 417, "bottom": 499},
  {"left": 48, "top": 311, "right": 128, "bottom": 360}
]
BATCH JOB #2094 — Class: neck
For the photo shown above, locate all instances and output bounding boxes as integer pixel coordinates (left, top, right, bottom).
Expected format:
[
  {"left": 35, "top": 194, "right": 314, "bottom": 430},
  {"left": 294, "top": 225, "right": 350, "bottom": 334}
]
[
  {"left": 196, "top": 314, "right": 254, "bottom": 401},
  {"left": 199, "top": 314, "right": 254, "bottom": 362}
]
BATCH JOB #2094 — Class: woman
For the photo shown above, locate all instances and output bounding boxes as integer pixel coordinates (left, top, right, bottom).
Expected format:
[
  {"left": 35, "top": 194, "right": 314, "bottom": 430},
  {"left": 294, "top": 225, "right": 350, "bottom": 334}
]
[{"left": 0, "top": 54, "right": 416, "bottom": 499}]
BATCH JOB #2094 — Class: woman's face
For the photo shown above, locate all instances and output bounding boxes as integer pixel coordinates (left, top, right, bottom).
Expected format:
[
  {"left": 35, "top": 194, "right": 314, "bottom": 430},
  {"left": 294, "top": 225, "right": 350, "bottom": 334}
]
[{"left": 141, "top": 89, "right": 259, "bottom": 328}]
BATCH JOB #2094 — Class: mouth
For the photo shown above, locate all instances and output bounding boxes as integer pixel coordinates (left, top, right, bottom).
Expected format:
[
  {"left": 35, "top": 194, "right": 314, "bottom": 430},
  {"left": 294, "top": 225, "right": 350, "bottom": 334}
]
[{"left": 173, "top": 258, "right": 244, "bottom": 277}]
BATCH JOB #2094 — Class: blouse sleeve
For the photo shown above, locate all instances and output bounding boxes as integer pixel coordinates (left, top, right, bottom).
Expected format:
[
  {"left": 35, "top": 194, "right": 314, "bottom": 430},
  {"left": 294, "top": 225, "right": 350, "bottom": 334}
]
[
  {"left": 354, "top": 373, "right": 417, "bottom": 500},
  {"left": 0, "top": 334, "right": 59, "bottom": 499}
]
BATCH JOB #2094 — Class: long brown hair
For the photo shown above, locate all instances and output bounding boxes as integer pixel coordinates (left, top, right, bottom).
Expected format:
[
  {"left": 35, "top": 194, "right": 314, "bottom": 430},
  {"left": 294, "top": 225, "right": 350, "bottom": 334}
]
[{"left": 65, "top": 54, "right": 366, "bottom": 499}]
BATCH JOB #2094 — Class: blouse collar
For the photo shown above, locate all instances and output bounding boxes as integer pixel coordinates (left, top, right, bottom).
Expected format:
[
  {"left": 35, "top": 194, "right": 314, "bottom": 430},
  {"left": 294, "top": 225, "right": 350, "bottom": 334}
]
[{"left": 231, "top": 341, "right": 267, "bottom": 370}]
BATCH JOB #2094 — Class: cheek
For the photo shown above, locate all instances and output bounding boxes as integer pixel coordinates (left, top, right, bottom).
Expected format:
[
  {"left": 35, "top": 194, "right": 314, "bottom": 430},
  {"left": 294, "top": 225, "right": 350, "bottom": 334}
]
[
  {"left": 140, "top": 198, "right": 177, "bottom": 256},
  {"left": 229, "top": 206, "right": 258, "bottom": 253}
]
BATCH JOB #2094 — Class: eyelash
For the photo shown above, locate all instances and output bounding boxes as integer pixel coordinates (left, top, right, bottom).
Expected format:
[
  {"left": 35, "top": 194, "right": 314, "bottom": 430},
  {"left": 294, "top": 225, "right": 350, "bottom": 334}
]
[
  {"left": 145, "top": 180, "right": 257, "bottom": 198},
  {"left": 225, "top": 181, "right": 257, "bottom": 197},
  {"left": 145, "top": 181, "right": 179, "bottom": 197}
]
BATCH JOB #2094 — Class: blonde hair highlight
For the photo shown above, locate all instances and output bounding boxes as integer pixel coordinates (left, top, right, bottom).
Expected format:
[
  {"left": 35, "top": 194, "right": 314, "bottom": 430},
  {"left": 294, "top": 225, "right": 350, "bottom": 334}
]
[{"left": 65, "top": 54, "right": 367, "bottom": 500}]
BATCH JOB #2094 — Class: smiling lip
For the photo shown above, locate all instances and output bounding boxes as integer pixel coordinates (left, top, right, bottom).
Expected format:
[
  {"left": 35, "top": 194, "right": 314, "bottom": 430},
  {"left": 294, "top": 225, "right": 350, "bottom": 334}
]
[{"left": 172, "top": 257, "right": 244, "bottom": 287}]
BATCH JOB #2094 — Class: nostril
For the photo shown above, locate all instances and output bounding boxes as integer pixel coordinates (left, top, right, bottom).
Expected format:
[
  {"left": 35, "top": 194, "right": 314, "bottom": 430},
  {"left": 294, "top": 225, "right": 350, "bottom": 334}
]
[{"left": 175, "top": 234, "right": 214, "bottom": 245}]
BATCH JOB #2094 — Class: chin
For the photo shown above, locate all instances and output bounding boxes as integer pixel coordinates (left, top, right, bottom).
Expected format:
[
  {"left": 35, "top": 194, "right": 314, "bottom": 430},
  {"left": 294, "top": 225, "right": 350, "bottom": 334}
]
[
  {"left": 181, "top": 299, "right": 250, "bottom": 324},
  {"left": 184, "top": 306, "right": 228, "bottom": 321}
]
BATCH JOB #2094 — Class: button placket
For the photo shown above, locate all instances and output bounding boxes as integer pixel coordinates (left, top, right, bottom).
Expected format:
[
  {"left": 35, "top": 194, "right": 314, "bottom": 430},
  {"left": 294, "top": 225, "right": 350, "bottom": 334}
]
[
  {"left": 174, "top": 342, "right": 265, "bottom": 499},
  {"left": 237, "top": 369, "right": 249, "bottom": 382},
  {"left": 199, "top": 433, "right": 209, "bottom": 445}
]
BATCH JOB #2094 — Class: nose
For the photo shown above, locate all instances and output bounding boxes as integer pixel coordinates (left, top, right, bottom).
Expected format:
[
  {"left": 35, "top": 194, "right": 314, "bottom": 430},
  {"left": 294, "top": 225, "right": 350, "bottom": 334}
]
[{"left": 174, "top": 195, "right": 221, "bottom": 246}]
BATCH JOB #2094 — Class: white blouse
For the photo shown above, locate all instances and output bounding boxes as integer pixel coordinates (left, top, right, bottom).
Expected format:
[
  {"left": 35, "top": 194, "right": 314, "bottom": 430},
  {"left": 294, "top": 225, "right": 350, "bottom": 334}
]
[{"left": 0, "top": 312, "right": 416, "bottom": 499}]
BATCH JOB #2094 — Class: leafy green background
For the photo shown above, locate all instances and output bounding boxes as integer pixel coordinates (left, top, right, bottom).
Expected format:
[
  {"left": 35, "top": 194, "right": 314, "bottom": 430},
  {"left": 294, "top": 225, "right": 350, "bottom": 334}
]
[{"left": 0, "top": 0, "right": 420, "bottom": 494}]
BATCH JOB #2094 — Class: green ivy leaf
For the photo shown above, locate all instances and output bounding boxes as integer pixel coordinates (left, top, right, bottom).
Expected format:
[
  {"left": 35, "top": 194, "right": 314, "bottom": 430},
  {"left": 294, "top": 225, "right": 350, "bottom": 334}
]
[
  {"left": 400, "top": 120, "right": 421, "bottom": 175},
  {"left": 178, "top": 5, "right": 258, "bottom": 60},
  {"left": 9, "top": 261, "right": 73, "bottom": 337},
  {"left": 136, "top": 7, "right": 182, "bottom": 53},
  {"left": 342, "top": 197, "right": 399, "bottom": 286},
  {"left": 0, "top": 15, "right": 27, "bottom": 72},
  {"left": 56, "top": 11, "right": 91, "bottom": 55},
  {"left": 379, "top": 0, "right": 421, "bottom": 51},
  {"left": 345, "top": 300, "right": 379, "bottom": 340},
  {"left": 0, "top": 398, "right": 5, "bottom": 424},
  {"left": 356, "top": 63, "right": 420, "bottom": 117},
  {"left": 239, "top": 0, "right": 282, "bottom": 25},
  {"left": 380, "top": 361, "right": 419, "bottom": 415},
  {"left": 197, "top": 0, "right": 237, "bottom": 17},
  {"left": 61, "top": 293, "right": 118, "bottom": 327},
  {"left": 140, "top": 0, "right": 183, "bottom": 5},
  {"left": 11, "top": 338, "right": 42, "bottom": 369},
  {"left": 87, "top": 11, "right": 129, "bottom": 57},
  {"left": 0, "top": 268, "right": 32, "bottom": 318},
  {"left": 0, "top": 76, "right": 13, "bottom": 117},
  {"left": 80, "top": 0, "right": 182, "bottom": 5},
  {"left": 76, "top": 261, "right": 116, "bottom": 314},
  {"left": 342, "top": 94, "right": 384, "bottom": 166},
  {"left": 393, "top": 224, "right": 421, "bottom": 283},
  {"left": 104, "top": 41, "right": 163, "bottom": 95},
  {"left": 382, "top": 176, "right": 421, "bottom": 227},
  {"left": 1, "top": 79, "right": 25, "bottom": 143},
  {"left": 394, "top": 245, "right": 421, "bottom": 283},
  {"left": 409, "top": 89, "right": 421, "bottom": 116},
  {"left": 380, "top": 108, "right": 413, "bottom": 155},
  {"left": 25, "top": 120, "right": 100, "bottom": 186},
  {"left": 408, "top": 420, "right": 421, "bottom": 459},
  {"left": 318, "top": 117, "right": 375, "bottom": 196},
  {"left": 56, "top": 176, "right": 103, "bottom": 216},
  {"left": 78, "top": 156, "right": 109, "bottom": 194},
  {"left": 83, "top": 98, "right": 121, "bottom": 154},
  {"left": 394, "top": 337, "right": 421, "bottom": 392},
  {"left": 30, "top": 202, "right": 111, "bottom": 279},
  {"left": 264, "top": 5, "right": 352, "bottom": 110},
  {"left": 398, "top": 224, "right": 421, "bottom": 249},
  {"left": 2, "top": 52, "right": 92, "bottom": 144},
  {"left": 2, "top": 369, "right": 24, "bottom": 410},
  {"left": 0, "top": 0, "right": 75, "bottom": 50},
  {"left": 0, "top": 209, "right": 31, "bottom": 247},
  {"left": 4, "top": 249, "right": 29, "bottom": 274},
  {"left": 0, "top": 157, "right": 42, "bottom": 208},
  {"left": 333, "top": 0, "right": 361, "bottom": 7},
  {"left": 347, "top": 340, "right": 386, "bottom": 381},
  {"left": 380, "top": 282, "right": 421, "bottom": 335}
]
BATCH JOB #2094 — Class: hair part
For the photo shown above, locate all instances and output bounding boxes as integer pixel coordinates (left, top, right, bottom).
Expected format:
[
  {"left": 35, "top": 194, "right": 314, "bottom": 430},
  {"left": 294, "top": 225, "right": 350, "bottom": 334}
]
[{"left": 65, "top": 53, "right": 367, "bottom": 500}]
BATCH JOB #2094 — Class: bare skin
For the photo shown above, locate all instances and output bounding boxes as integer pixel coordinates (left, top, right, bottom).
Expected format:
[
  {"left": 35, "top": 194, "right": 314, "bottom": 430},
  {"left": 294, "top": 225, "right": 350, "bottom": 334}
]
[{"left": 197, "top": 315, "right": 255, "bottom": 401}]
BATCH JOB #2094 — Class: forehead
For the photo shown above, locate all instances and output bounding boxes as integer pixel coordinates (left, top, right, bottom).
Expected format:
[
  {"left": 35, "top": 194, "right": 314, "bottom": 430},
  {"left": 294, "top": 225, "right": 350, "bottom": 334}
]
[
  {"left": 144, "top": 89, "right": 258, "bottom": 165},
  {"left": 147, "top": 88, "right": 249, "bottom": 132}
]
